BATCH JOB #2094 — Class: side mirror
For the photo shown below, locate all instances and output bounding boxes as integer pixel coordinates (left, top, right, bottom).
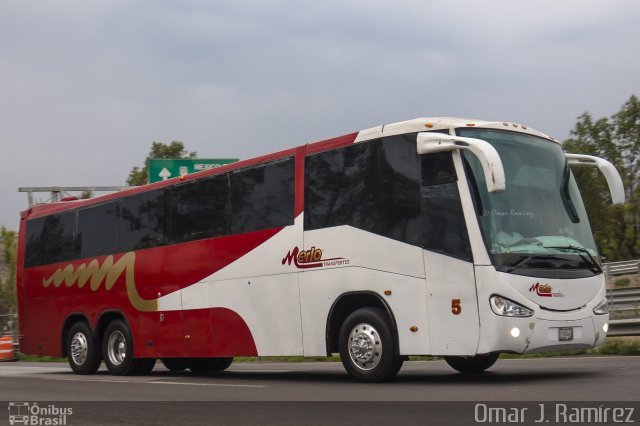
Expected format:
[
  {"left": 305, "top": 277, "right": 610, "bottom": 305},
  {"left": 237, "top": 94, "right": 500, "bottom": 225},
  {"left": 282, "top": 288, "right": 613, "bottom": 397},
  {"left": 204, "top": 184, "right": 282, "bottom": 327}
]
[
  {"left": 417, "top": 132, "right": 506, "bottom": 192},
  {"left": 565, "top": 153, "right": 625, "bottom": 205}
]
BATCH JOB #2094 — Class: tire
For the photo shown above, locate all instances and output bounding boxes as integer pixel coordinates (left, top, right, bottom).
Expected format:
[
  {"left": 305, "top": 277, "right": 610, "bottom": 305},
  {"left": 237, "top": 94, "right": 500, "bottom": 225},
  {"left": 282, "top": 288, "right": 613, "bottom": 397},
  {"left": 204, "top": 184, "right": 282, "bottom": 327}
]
[
  {"left": 338, "top": 307, "right": 403, "bottom": 382},
  {"left": 188, "top": 357, "right": 234, "bottom": 373},
  {"left": 444, "top": 353, "right": 499, "bottom": 374},
  {"left": 162, "top": 358, "right": 189, "bottom": 372},
  {"left": 67, "top": 322, "right": 101, "bottom": 375},
  {"left": 102, "top": 319, "right": 138, "bottom": 376}
]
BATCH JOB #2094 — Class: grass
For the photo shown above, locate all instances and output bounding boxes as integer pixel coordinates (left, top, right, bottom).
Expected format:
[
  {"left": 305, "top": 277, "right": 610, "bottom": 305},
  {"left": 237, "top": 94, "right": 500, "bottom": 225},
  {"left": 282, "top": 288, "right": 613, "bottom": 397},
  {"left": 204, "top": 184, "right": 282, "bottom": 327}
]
[
  {"left": 613, "top": 277, "right": 631, "bottom": 287},
  {"left": 13, "top": 337, "right": 640, "bottom": 363},
  {"left": 16, "top": 353, "right": 66, "bottom": 362}
]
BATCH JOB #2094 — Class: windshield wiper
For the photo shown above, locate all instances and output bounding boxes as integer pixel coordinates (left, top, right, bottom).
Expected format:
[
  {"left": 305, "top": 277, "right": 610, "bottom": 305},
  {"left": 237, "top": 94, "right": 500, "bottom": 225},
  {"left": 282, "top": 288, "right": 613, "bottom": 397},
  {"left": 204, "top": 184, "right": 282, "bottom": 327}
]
[
  {"left": 544, "top": 245, "right": 602, "bottom": 273},
  {"left": 504, "top": 255, "right": 535, "bottom": 273}
]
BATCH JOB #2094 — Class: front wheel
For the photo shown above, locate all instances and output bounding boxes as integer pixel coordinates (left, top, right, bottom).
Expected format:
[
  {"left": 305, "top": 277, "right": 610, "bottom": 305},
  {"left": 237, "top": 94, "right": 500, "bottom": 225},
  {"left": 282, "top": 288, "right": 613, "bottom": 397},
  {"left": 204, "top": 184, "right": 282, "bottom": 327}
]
[
  {"left": 444, "top": 353, "right": 499, "bottom": 374},
  {"left": 339, "top": 307, "right": 403, "bottom": 382}
]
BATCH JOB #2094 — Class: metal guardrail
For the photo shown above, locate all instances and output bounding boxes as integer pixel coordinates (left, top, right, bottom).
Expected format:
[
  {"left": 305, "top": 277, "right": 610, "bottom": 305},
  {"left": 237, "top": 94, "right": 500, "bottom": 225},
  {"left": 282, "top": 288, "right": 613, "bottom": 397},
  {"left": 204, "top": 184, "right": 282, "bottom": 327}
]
[
  {"left": 606, "top": 289, "right": 640, "bottom": 335},
  {"left": 604, "top": 260, "right": 640, "bottom": 276},
  {"left": 605, "top": 259, "right": 640, "bottom": 336}
]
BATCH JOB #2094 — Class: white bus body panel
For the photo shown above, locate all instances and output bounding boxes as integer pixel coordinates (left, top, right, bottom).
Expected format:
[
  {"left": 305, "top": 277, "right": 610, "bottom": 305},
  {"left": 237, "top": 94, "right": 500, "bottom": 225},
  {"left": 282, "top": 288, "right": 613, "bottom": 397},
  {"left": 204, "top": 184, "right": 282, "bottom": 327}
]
[
  {"left": 424, "top": 251, "right": 479, "bottom": 355},
  {"left": 475, "top": 265, "right": 608, "bottom": 354},
  {"left": 161, "top": 217, "right": 305, "bottom": 356},
  {"left": 299, "top": 225, "right": 428, "bottom": 356}
]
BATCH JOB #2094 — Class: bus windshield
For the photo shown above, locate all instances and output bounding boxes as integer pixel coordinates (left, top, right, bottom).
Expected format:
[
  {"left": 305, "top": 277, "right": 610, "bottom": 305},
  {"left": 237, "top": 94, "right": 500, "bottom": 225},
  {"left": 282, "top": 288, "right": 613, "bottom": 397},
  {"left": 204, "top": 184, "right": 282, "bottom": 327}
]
[{"left": 458, "top": 128, "right": 600, "bottom": 277}]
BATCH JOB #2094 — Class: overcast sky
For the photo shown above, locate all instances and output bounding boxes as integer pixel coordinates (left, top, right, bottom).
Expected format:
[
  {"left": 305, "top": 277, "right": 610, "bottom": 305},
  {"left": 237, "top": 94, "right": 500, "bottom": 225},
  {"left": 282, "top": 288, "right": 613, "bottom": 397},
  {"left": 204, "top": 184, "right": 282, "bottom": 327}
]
[{"left": 1, "top": 0, "right": 639, "bottom": 229}]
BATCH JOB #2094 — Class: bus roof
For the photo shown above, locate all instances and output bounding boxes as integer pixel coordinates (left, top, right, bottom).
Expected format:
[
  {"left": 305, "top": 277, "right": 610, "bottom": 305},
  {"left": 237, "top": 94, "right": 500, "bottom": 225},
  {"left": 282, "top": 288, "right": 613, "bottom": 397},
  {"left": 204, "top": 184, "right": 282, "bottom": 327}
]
[
  {"left": 21, "top": 117, "right": 555, "bottom": 220},
  {"left": 354, "top": 117, "right": 557, "bottom": 143}
]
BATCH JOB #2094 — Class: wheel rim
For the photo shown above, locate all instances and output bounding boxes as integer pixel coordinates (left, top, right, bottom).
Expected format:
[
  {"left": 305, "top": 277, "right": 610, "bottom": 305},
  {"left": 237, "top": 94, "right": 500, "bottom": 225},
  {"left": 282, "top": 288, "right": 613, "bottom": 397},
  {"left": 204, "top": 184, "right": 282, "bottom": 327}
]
[
  {"left": 70, "top": 332, "right": 88, "bottom": 366},
  {"left": 107, "top": 330, "right": 127, "bottom": 366},
  {"left": 348, "top": 322, "right": 382, "bottom": 371}
]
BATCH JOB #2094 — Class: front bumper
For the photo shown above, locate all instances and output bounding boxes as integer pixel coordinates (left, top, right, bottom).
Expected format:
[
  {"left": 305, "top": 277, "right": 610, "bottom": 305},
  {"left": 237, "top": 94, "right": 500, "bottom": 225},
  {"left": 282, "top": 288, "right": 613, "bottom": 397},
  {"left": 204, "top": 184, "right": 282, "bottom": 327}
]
[{"left": 477, "top": 312, "right": 608, "bottom": 354}]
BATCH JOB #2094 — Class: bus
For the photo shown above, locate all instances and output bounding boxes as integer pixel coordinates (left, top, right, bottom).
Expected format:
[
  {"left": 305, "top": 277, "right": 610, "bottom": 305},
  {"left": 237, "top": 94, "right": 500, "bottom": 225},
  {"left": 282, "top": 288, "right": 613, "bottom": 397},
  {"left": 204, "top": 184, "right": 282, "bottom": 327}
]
[{"left": 16, "top": 117, "right": 625, "bottom": 382}]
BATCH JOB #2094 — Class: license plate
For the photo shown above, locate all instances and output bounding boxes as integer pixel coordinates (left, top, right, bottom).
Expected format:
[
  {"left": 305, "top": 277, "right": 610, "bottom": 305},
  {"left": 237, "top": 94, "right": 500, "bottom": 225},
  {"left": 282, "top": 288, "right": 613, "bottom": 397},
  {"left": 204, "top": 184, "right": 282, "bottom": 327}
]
[{"left": 559, "top": 327, "right": 573, "bottom": 341}]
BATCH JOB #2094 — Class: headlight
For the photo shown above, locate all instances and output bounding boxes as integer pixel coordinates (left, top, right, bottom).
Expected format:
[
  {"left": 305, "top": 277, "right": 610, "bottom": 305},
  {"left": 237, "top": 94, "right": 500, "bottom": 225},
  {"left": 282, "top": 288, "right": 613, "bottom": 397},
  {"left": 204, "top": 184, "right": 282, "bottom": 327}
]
[
  {"left": 593, "top": 298, "right": 609, "bottom": 315},
  {"left": 490, "top": 295, "right": 534, "bottom": 317}
]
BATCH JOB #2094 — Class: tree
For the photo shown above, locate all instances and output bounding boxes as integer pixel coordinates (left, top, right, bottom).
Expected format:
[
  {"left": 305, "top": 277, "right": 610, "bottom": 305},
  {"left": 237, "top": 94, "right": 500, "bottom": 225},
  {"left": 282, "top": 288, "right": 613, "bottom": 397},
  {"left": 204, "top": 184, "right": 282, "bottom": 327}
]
[
  {"left": 563, "top": 95, "right": 640, "bottom": 260},
  {"left": 0, "top": 227, "right": 17, "bottom": 315},
  {"left": 127, "top": 141, "right": 197, "bottom": 186}
]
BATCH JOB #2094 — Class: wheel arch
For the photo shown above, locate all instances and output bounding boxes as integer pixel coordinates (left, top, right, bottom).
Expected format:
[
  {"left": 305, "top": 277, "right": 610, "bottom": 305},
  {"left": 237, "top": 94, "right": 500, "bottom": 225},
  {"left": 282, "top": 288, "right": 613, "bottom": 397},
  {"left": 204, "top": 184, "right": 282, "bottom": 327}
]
[
  {"left": 325, "top": 291, "right": 400, "bottom": 356},
  {"left": 95, "top": 310, "right": 131, "bottom": 344}
]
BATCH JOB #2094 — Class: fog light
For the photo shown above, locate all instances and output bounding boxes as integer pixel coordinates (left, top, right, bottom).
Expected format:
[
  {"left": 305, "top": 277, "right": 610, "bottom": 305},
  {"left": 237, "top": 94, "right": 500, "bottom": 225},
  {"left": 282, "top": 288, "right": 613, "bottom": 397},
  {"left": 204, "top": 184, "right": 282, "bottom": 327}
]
[
  {"left": 510, "top": 327, "right": 520, "bottom": 338},
  {"left": 603, "top": 323, "right": 609, "bottom": 333}
]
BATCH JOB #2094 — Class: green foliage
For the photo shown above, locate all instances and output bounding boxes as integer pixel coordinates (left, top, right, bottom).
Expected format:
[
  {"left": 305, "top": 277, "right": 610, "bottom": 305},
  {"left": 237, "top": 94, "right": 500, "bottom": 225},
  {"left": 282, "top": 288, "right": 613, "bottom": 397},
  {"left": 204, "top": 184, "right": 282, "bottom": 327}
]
[
  {"left": 16, "top": 353, "right": 66, "bottom": 362},
  {"left": 563, "top": 95, "right": 640, "bottom": 261},
  {"left": 614, "top": 277, "right": 631, "bottom": 287},
  {"left": 126, "top": 141, "right": 197, "bottom": 186},
  {"left": 596, "top": 338, "right": 640, "bottom": 356},
  {"left": 0, "top": 227, "right": 17, "bottom": 315}
]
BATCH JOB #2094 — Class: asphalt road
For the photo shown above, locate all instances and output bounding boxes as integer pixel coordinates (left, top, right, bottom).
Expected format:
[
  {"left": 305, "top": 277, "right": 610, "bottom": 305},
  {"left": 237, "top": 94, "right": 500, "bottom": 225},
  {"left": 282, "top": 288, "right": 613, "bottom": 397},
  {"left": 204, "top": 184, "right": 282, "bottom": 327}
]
[{"left": 1, "top": 357, "right": 639, "bottom": 425}]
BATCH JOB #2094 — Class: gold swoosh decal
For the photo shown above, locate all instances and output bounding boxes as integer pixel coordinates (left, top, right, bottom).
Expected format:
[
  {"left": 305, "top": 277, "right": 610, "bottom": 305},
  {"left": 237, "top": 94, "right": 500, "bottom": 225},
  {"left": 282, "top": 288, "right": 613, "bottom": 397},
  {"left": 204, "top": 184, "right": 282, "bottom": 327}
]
[{"left": 42, "top": 252, "right": 158, "bottom": 312}]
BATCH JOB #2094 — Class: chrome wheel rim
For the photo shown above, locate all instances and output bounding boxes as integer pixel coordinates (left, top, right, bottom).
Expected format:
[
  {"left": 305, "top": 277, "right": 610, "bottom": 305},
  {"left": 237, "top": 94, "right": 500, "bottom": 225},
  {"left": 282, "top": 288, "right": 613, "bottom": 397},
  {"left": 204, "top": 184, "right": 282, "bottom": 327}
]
[
  {"left": 70, "top": 332, "right": 88, "bottom": 366},
  {"left": 107, "top": 330, "right": 127, "bottom": 366},
  {"left": 348, "top": 323, "right": 382, "bottom": 371}
]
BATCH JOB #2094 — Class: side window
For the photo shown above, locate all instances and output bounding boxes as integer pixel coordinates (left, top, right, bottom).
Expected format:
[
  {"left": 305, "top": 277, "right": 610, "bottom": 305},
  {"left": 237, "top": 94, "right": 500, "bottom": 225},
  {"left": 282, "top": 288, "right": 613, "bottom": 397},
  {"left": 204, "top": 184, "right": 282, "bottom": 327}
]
[
  {"left": 24, "top": 217, "right": 46, "bottom": 268},
  {"left": 25, "top": 211, "right": 79, "bottom": 267},
  {"left": 378, "top": 136, "right": 421, "bottom": 246},
  {"left": 421, "top": 153, "right": 472, "bottom": 260},
  {"left": 304, "top": 137, "right": 421, "bottom": 246},
  {"left": 170, "top": 174, "right": 229, "bottom": 243},
  {"left": 305, "top": 141, "right": 379, "bottom": 231},
  {"left": 229, "top": 157, "right": 295, "bottom": 234},
  {"left": 78, "top": 201, "right": 120, "bottom": 258},
  {"left": 119, "top": 189, "right": 168, "bottom": 251}
]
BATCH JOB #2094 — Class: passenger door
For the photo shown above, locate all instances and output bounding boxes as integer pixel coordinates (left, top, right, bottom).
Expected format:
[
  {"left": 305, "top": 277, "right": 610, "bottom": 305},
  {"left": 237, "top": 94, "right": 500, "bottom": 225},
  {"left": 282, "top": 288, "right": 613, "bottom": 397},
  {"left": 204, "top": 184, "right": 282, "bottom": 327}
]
[{"left": 420, "top": 152, "right": 480, "bottom": 355}]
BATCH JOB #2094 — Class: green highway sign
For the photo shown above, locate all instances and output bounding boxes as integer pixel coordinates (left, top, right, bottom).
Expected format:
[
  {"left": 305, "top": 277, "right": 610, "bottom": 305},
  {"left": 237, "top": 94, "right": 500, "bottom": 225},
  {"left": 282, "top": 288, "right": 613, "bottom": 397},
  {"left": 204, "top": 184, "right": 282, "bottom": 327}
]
[{"left": 148, "top": 158, "right": 239, "bottom": 183}]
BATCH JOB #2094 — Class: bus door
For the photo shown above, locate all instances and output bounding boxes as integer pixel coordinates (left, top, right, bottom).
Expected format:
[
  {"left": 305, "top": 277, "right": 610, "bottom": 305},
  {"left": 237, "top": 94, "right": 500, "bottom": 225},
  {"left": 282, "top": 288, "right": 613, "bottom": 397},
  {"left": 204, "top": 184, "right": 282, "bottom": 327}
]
[{"left": 421, "top": 152, "right": 480, "bottom": 355}]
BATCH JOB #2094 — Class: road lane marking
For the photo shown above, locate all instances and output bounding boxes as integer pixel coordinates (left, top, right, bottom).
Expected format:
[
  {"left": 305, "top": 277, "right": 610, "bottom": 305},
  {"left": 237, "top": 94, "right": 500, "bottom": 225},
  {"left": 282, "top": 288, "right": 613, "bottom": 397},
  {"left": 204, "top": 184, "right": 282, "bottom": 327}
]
[
  {"left": 148, "top": 381, "right": 265, "bottom": 388},
  {"left": 41, "top": 377, "right": 266, "bottom": 388}
]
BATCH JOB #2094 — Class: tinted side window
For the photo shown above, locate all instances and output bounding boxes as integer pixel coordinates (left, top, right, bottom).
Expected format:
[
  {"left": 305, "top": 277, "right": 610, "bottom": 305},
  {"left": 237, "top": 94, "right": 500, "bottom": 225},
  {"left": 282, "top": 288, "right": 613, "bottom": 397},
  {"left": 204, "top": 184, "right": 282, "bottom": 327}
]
[
  {"left": 421, "top": 153, "right": 472, "bottom": 260},
  {"left": 377, "top": 136, "right": 421, "bottom": 245},
  {"left": 78, "top": 201, "right": 120, "bottom": 259},
  {"left": 305, "top": 137, "right": 421, "bottom": 246},
  {"left": 229, "top": 158, "right": 295, "bottom": 234},
  {"left": 25, "top": 211, "right": 79, "bottom": 267},
  {"left": 24, "top": 217, "right": 46, "bottom": 268},
  {"left": 170, "top": 175, "right": 229, "bottom": 243},
  {"left": 305, "top": 141, "right": 378, "bottom": 230},
  {"left": 119, "top": 189, "right": 168, "bottom": 251}
]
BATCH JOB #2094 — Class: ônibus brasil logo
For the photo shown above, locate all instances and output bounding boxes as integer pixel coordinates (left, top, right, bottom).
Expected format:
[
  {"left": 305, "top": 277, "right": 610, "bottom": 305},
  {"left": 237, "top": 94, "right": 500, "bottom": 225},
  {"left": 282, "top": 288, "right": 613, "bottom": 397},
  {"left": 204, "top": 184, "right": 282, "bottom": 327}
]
[
  {"left": 8, "top": 402, "right": 73, "bottom": 425},
  {"left": 529, "top": 282, "right": 564, "bottom": 298},
  {"left": 282, "top": 246, "right": 349, "bottom": 269}
]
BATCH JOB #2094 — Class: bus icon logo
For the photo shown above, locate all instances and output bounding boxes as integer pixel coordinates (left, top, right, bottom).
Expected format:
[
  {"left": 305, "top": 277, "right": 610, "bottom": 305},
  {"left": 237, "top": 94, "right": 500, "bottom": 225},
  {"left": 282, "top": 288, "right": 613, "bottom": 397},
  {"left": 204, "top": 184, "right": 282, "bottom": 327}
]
[{"left": 8, "top": 402, "right": 29, "bottom": 425}]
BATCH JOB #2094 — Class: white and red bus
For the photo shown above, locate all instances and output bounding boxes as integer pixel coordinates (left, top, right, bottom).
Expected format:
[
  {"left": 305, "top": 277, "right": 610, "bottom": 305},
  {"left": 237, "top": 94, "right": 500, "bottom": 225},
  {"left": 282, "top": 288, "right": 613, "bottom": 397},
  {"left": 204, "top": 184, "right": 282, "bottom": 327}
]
[{"left": 16, "top": 118, "right": 625, "bottom": 382}]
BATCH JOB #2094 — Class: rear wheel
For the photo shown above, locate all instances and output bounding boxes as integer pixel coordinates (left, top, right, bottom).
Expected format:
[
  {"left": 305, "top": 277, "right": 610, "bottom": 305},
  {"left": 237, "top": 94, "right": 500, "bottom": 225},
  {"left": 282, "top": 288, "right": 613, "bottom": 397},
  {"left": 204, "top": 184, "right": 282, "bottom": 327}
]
[
  {"left": 339, "top": 307, "right": 403, "bottom": 382},
  {"left": 188, "top": 357, "right": 233, "bottom": 373},
  {"left": 102, "top": 319, "right": 151, "bottom": 376},
  {"left": 444, "top": 353, "right": 499, "bottom": 374},
  {"left": 67, "top": 322, "right": 101, "bottom": 375}
]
